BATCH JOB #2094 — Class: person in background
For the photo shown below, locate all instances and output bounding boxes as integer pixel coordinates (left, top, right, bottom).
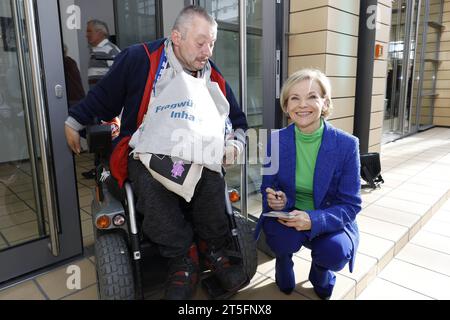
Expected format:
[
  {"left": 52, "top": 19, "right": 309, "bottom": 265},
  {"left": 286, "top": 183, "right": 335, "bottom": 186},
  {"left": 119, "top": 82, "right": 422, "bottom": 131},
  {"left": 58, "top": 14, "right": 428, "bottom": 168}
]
[
  {"left": 63, "top": 45, "right": 85, "bottom": 107},
  {"left": 82, "top": 19, "right": 121, "bottom": 179},
  {"left": 256, "top": 69, "right": 361, "bottom": 300},
  {"left": 86, "top": 19, "right": 121, "bottom": 89}
]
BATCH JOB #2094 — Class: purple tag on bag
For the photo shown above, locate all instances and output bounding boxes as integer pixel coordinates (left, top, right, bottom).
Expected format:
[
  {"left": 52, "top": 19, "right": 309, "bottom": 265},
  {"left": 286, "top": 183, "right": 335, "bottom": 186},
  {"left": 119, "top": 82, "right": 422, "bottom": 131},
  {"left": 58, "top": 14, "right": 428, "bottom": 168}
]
[
  {"left": 150, "top": 155, "right": 191, "bottom": 185},
  {"left": 171, "top": 161, "right": 185, "bottom": 179}
]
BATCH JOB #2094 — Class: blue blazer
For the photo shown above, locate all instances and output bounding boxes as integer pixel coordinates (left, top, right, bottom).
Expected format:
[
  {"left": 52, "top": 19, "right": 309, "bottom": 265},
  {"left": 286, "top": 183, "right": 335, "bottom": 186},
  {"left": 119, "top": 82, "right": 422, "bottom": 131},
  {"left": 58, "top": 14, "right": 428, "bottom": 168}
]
[{"left": 256, "top": 121, "right": 362, "bottom": 272}]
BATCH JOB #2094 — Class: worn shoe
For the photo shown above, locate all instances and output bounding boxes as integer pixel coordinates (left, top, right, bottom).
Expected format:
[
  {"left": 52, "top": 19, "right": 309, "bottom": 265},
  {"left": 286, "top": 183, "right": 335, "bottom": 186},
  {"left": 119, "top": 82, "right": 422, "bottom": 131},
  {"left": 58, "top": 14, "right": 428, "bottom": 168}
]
[
  {"left": 199, "top": 240, "right": 247, "bottom": 292},
  {"left": 81, "top": 168, "right": 96, "bottom": 180},
  {"left": 309, "top": 263, "right": 334, "bottom": 300},
  {"left": 164, "top": 245, "right": 199, "bottom": 300},
  {"left": 313, "top": 287, "right": 331, "bottom": 300}
]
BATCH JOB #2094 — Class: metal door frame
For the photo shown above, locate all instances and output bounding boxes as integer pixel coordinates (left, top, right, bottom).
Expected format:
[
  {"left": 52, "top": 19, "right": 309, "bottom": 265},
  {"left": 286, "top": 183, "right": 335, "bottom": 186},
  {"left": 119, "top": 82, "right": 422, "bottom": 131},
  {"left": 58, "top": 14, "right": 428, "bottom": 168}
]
[{"left": 414, "top": 0, "right": 444, "bottom": 131}]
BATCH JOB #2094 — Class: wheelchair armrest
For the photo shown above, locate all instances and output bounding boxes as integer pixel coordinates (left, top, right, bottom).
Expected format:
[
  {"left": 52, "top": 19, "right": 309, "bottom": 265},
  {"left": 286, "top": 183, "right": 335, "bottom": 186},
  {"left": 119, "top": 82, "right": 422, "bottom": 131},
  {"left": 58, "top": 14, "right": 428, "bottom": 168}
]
[{"left": 86, "top": 124, "right": 112, "bottom": 162}]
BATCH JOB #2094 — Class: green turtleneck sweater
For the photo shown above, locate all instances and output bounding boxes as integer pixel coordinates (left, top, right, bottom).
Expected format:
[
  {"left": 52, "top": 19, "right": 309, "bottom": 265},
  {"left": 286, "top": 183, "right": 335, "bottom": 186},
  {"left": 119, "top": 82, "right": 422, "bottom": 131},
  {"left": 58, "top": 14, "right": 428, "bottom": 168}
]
[{"left": 295, "top": 121, "right": 325, "bottom": 211}]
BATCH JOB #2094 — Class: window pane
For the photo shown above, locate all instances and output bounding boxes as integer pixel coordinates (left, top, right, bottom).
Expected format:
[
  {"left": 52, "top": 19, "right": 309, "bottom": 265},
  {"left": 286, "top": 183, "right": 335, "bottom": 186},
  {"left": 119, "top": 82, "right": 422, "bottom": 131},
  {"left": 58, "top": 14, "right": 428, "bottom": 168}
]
[
  {"left": 199, "top": 0, "right": 261, "bottom": 28},
  {"left": 0, "top": 1, "right": 49, "bottom": 250},
  {"left": 200, "top": 0, "right": 263, "bottom": 217},
  {"left": 115, "top": 0, "right": 157, "bottom": 49},
  {"left": 200, "top": 0, "right": 239, "bottom": 24}
]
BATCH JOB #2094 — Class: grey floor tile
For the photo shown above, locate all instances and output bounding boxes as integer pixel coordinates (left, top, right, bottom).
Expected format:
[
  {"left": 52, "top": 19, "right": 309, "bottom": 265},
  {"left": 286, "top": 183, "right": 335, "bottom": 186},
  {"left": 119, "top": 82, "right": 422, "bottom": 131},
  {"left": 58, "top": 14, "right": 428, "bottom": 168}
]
[
  {"left": 387, "top": 189, "right": 442, "bottom": 206},
  {"left": 379, "top": 259, "right": 450, "bottom": 300},
  {"left": 81, "top": 219, "right": 94, "bottom": 238},
  {"left": 411, "top": 231, "right": 450, "bottom": 256},
  {"left": 357, "top": 278, "right": 433, "bottom": 300},
  {"left": 35, "top": 258, "right": 97, "bottom": 300},
  {"left": 396, "top": 243, "right": 450, "bottom": 277},
  {"left": 2, "top": 221, "right": 40, "bottom": 244},
  {"left": 61, "top": 284, "right": 99, "bottom": 300},
  {"left": 357, "top": 215, "right": 409, "bottom": 243},
  {"left": 0, "top": 281, "right": 46, "bottom": 300},
  {"left": 0, "top": 210, "right": 36, "bottom": 229},
  {"left": 433, "top": 209, "right": 450, "bottom": 224},
  {"left": 422, "top": 219, "right": 450, "bottom": 238},
  {"left": 0, "top": 236, "right": 7, "bottom": 250},
  {"left": 360, "top": 205, "right": 421, "bottom": 228},
  {"left": 357, "top": 232, "right": 395, "bottom": 262},
  {"left": 233, "top": 272, "right": 309, "bottom": 300},
  {"left": 373, "top": 197, "right": 431, "bottom": 217}
]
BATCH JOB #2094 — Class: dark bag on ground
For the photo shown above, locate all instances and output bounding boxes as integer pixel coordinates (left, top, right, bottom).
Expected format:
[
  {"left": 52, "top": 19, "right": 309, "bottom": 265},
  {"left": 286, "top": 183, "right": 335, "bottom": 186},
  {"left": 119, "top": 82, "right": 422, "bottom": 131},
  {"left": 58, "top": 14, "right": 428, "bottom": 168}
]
[{"left": 360, "top": 153, "right": 384, "bottom": 189}]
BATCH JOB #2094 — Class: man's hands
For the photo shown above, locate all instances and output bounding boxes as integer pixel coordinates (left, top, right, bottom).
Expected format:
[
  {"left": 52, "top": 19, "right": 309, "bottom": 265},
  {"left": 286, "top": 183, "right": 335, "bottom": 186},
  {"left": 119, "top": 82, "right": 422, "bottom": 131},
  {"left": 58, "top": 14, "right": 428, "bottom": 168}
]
[
  {"left": 266, "top": 187, "right": 287, "bottom": 211},
  {"left": 65, "top": 124, "right": 81, "bottom": 155},
  {"left": 278, "top": 210, "right": 312, "bottom": 231}
]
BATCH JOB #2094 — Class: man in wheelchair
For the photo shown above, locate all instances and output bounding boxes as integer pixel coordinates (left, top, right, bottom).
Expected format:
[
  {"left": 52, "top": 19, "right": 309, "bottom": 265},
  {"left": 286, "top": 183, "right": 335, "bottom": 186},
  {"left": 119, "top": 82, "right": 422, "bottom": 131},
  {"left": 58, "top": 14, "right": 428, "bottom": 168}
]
[{"left": 65, "top": 6, "right": 251, "bottom": 300}]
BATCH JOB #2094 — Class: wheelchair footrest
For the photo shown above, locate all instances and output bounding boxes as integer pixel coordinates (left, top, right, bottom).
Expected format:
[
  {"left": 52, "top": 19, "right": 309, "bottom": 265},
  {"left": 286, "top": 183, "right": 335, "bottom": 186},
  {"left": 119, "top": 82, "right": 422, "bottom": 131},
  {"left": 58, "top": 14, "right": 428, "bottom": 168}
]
[{"left": 201, "top": 274, "right": 250, "bottom": 300}]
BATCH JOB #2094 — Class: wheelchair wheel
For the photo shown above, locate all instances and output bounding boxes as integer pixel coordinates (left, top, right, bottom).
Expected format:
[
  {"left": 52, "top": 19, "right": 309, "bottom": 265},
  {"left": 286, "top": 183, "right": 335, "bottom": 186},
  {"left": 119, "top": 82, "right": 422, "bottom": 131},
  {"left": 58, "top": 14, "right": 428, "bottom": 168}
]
[
  {"left": 95, "top": 231, "right": 136, "bottom": 300},
  {"left": 234, "top": 213, "right": 257, "bottom": 280}
]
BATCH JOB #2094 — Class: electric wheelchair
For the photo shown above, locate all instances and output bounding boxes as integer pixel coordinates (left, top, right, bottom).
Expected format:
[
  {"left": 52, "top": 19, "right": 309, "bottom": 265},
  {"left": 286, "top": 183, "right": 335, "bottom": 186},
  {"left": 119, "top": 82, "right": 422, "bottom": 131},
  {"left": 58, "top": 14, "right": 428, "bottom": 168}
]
[{"left": 85, "top": 125, "right": 258, "bottom": 300}]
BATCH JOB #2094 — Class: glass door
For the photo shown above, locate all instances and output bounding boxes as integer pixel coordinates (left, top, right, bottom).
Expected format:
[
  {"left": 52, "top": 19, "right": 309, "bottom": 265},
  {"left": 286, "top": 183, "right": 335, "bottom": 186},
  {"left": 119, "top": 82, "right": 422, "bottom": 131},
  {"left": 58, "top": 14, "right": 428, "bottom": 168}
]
[
  {"left": 383, "top": 0, "right": 421, "bottom": 143},
  {"left": 114, "top": 0, "right": 162, "bottom": 49},
  {"left": 197, "top": 0, "right": 280, "bottom": 221},
  {"left": 0, "top": 0, "right": 82, "bottom": 284},
  {"left": 57, "top": 0, "right": 161, "bottom": 245},
  {"left": 200, "top": 0, "right": 264, "bottom": 217},
  {"left": 411, "top": 0, "right": 444, "bottom": 131}
]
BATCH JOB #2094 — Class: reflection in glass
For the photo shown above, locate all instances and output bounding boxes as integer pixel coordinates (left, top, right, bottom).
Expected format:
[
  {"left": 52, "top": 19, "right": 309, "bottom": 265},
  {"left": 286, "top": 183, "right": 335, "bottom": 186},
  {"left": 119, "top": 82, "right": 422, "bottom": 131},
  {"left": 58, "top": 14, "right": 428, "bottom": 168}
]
[
  {"left": 199, "top": 0, "right": 262, "bottom": 28},
  {"left": 411, "top": 0, "right": 427, "bottom": 130},
  {"left": 115, "top": 0, "right": 158, "bottom": 49},
  {"left": 201, "top": 0, "right": 239, "bottom": 24},
  {"left": 412, "top": 0, "right": 443, "bottom": 130},
  {"left": 201, "top": 0, "right": 263, "bottom": 217},
  {"left": 383, "top": 0, "right": 421, "bottom": 143},
  {"left": 385, "top": 0, "right": 406, "bottom": 137}
]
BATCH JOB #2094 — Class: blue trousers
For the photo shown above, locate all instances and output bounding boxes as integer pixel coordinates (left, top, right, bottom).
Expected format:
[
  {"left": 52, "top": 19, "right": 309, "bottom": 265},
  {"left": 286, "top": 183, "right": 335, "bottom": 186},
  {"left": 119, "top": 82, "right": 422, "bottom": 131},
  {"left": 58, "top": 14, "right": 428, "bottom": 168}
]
[{"left": 263, "top": 218, "right": 353, "bottom": 297}]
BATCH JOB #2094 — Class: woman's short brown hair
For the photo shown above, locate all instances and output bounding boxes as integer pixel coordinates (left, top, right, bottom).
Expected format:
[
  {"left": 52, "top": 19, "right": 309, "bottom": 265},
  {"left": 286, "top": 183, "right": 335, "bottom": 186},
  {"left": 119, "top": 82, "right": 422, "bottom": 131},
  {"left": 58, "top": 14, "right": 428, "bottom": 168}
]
[{"left": 280, "top": 68, "right": 334, "bottom": 119}]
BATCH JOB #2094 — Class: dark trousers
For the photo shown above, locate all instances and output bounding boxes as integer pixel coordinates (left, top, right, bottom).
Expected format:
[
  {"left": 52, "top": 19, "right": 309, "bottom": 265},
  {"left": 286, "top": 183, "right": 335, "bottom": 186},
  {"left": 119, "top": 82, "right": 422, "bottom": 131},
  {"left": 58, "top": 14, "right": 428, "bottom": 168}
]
[
  {"left": 128, "top": 158, "right": 230, "bottom": 258},
  {"left": 263, "top": 217, "right": 353, "bottom": 296}
]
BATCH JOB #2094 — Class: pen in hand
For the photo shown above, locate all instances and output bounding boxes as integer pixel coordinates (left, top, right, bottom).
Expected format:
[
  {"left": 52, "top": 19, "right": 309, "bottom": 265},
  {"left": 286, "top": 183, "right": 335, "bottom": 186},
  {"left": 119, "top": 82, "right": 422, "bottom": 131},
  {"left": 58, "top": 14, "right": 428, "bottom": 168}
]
[
  {"left": 266, "top": 186, "right": 286, "bottom": 211},
  {"left": 272, "top": 185, "right": 280, "bottom": 200}
]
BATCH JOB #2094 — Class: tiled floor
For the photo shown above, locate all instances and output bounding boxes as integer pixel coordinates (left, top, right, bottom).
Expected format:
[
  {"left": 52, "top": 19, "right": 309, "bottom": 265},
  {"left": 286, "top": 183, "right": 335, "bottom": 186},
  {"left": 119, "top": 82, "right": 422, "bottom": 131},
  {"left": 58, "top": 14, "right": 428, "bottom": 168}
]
[
  {"left": 0, "top": 162, "right": 42, "bottom": 249},
  {"left": 1, "top": 127, "right": 450, "bottom": 300},
  {"left": 358, "top": 205, "right": 450, "bottom": 300}
]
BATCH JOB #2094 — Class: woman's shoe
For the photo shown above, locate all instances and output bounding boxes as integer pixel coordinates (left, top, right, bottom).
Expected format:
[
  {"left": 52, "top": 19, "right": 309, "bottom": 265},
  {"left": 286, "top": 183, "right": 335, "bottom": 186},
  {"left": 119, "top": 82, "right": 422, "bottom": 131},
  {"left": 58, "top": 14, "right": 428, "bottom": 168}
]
[
  {"left": 276, "top": 279, "right": 294, "bottom": 295},
  {"left": 275, "top": 255, "right": 295, "bottom": 295},
  {"left": 313, "top": 287, "right": 331, "bottom": 300}
]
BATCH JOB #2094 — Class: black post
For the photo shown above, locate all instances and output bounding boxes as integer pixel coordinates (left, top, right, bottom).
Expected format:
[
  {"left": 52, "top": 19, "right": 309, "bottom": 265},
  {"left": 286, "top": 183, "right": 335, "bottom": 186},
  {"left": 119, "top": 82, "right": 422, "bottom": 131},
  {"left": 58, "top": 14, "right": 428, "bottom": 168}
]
[{"left": 354, "top": 0, "right": 378, "bottom": 153}]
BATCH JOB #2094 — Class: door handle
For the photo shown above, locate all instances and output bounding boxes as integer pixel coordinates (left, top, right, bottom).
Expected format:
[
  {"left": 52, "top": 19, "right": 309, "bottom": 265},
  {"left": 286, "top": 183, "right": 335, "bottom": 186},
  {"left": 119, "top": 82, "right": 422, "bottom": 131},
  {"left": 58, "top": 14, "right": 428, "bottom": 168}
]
[{"left": 55, "top": 85, "right": 64, "bottom": 99}]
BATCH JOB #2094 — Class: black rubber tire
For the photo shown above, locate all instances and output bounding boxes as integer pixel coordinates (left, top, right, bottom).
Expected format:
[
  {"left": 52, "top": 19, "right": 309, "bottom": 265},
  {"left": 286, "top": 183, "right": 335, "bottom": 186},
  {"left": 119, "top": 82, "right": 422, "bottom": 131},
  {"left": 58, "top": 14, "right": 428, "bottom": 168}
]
[
  {"left": 95, "top": 232, "right": 136, "bottom": 300},
  {"left": 234, "top": 212, "right": 258, "bottom": 280}
]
